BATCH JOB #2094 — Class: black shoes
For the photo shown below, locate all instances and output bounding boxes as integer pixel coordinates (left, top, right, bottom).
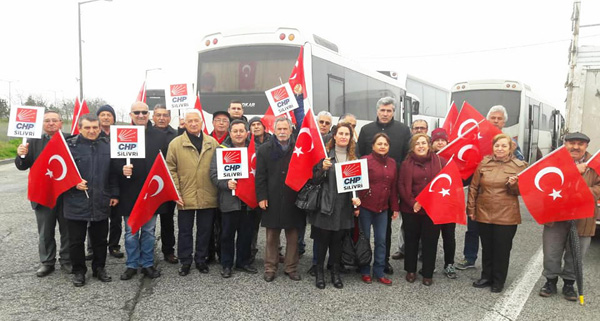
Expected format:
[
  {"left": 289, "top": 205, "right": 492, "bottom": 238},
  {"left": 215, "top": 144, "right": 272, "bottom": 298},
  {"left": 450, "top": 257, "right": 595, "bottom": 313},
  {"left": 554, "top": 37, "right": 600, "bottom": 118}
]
[
  {"left": 315, "top": 266, "right": 325, "bottom": 289},
  {"left": 539, "top": 278, "right": 558, "bottom": 297},
  {"left": 164, "top": 254, "right": 178, "bottom": 264},
  {"left": 331, "top": 265, "right": 343, "bottom": 289},
  {"left": 384, "top": 262, "right": 394, "bottom": 275},
  {"left": 179, "top": 264, "right": 191, "bottom": 276},
  {"left": 196, "top": 263, "right": 209, "bottom": 274},
  {"left": 221, "top": 267, "right": 232, "bottom": 278},
  {"left": 562, "top": 282, "right": 578, "bottom": 301},
  {"left": 108, "top": 248, "right": 124, "bottom": 259},
  {"left": 93, "top": 268, "right": 112, "bottom": 282},
  {"left": 473, "top": 278, "right": 492, "bottom": 288},
  {"left": 491, "top": 284, "right": 504, "bottom": 293},
  {"left": 308, "top": 265, "right": 317, "bottom": 277},
  {"left": 36, "top": 265, "right": 55, "bottom": 277},
  {"left": 73, "top": 273, "right": 85, "bottom": 287},
  {"left": 235, "top": 265, "right": 258, "bottom": 274},
  {"left": 392, "top": 251, "right": 405, "bottom": 260},
  {"left": 141, "top": 266, "right": 161, "bottom": 279},
  {"left": 120, "top": 268, "right": 138, "bottom": 280}
]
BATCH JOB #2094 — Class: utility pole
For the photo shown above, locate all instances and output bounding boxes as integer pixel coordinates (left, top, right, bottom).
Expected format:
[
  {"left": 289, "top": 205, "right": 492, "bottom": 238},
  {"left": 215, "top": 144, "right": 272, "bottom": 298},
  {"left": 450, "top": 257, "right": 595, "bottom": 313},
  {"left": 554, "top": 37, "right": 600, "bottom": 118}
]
[{"left": 565, "top": 1, "right": 580, "bottom": 132}]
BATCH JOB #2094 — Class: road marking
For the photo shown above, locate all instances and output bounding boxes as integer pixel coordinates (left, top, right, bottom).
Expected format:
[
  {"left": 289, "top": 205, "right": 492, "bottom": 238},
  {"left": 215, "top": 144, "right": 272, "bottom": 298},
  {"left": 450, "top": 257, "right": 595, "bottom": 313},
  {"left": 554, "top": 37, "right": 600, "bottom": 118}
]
[{"left": 482, "top": 246, "right": 544, "bottom": 321}]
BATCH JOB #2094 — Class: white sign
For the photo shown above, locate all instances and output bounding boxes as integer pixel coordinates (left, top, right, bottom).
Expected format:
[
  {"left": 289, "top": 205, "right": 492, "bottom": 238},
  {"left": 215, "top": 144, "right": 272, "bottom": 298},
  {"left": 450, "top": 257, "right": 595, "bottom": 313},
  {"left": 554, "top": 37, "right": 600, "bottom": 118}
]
[
  {"left": 265, "top": 83, "right": 299, "bottom": 116},
  {"left": 216, "top": 148, "right": 249, "bottom": 180},
  {"left": 110, "top": 125, "right": 146, "bottom": 158},
  {"left": 335, "top": 159, "right": 370, "bottom": 193},
  {"left": 166, "top": 83, "right": 193, "bottom": 110},
  {"left": 7, "top": 106, "right": 45, "bottom": 138}
]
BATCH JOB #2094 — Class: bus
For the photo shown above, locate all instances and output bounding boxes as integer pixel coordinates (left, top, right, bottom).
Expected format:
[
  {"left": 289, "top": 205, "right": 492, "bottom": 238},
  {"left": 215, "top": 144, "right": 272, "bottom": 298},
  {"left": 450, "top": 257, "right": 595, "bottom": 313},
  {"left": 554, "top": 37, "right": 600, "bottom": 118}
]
[
  {"left": 196, "top": 27, "right": 410, "bottom": 132},
  {"left": 450, "top": 79, "right": 564, "bottom": 163},
  {"left": 405, "top": 74, "right": 449, "bottom": 134}
]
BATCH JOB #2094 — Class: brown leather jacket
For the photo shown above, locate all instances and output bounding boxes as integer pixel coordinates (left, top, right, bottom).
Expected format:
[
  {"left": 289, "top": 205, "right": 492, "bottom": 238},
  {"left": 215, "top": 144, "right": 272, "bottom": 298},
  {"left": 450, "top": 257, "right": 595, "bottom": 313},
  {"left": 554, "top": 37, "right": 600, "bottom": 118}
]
[{"left": 467, "top": 155, "right": 528, "bottom": 225}]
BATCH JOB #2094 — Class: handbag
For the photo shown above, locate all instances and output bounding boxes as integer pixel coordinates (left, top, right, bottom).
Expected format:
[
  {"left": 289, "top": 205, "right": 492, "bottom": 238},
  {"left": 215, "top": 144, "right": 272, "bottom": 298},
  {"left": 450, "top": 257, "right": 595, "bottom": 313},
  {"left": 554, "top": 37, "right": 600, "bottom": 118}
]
[
  {"left": 295, "top": 181, "right": 322, "bottom": 212},
  {"left": 341, "top": 229, "right": 372, "bottom": 267}
]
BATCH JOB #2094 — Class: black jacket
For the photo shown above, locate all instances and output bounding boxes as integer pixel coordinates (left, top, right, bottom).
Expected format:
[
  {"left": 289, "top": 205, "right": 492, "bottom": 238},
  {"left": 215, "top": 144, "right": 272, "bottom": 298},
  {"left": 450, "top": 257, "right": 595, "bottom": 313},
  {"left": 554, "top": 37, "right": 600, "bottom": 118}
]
[
  {"left": 63, "top": 135, "right": 119, "bottom": 221},
  {"left": 357, "top": 118, "right": 411, "bottom": 165}
]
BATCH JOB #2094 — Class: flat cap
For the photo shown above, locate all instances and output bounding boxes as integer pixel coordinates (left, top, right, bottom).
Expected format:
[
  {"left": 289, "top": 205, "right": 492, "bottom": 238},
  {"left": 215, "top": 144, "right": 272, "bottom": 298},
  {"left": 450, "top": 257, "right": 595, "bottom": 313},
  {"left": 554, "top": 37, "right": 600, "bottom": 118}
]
[{"left": 564, "top": 132, "right": 590, "bottom": 143}]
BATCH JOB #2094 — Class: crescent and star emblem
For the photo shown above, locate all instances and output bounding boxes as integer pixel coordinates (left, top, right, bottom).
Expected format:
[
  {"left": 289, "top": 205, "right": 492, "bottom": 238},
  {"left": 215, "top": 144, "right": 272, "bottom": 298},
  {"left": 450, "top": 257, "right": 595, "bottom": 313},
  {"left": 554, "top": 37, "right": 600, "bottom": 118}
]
[
  {"left": 457, "top": 119, "right": 482, "bottom": 139},
  {"left": 293, "top": 128, "right": 314, "bottom": 157},
  {"left": 428, "top": 173, "right": 452, "bottom": 197},
  {"left": 46, "top": 155, "right": 67, "bottom": 181},
  {"left": 250, "top": 153, "right": 256, "bottom": 176},
  {"left": 241, "top": 64, "right": 251, "bottom": 77},
  {"left": 457, "top": 144, "right": 476, "bottom": 162},
  {"left": 533, "top": 167, "right": 564, "bottom": 200},
  {"left": 143, "top": 175, "right": 164, "bottom": 200}
]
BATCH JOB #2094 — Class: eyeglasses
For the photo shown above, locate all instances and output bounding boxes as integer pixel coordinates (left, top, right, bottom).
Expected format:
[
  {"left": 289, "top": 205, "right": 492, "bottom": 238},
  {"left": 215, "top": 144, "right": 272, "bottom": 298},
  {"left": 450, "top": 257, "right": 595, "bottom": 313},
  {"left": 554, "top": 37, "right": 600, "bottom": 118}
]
[
  {"left": 318, "top": 120, "right": 331, "bottom": 126},
  {"left": 132, "top": 111, "right": 149, "bottom": 115},
  {"left": 412, "top": 127, "right": 427, "bottom": 131},
  {"left": 214, "top": 119, "right": 229, "bottom": 124}
]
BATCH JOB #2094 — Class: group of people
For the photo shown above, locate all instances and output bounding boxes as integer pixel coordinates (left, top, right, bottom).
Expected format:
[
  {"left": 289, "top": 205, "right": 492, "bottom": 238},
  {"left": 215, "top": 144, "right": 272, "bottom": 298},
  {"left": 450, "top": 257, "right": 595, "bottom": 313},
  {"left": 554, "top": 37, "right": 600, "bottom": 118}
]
[{"left": 16, "top": 96, "right": 599, "bottom": 301}]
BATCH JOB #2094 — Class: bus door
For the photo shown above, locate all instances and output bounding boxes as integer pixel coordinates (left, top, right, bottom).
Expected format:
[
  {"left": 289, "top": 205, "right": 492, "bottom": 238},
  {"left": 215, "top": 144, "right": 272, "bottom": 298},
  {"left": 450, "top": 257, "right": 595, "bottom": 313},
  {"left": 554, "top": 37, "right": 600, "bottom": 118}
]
[
  {"left": 328, "top": 74, "right": 345, "bottom": 116},
  {"left": 550, "top": 110, "right": 564, "bottom": 150},
  {"left": 527, "top": 102, "right": 541, "bottom": 163}
]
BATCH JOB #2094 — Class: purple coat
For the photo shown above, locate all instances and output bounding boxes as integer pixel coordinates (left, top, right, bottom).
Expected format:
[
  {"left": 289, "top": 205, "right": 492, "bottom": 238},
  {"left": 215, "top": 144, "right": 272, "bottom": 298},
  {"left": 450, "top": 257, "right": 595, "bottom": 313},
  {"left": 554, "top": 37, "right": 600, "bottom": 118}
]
[{"left": 358, "top": 152, "right": 400, "bottom": 213}]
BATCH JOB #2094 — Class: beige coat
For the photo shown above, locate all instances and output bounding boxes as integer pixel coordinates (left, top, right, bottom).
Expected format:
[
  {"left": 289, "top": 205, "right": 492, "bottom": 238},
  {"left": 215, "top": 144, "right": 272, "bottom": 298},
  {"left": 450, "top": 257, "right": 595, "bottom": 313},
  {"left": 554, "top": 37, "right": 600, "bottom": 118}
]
[
  {"left": 166, "top": 132, "right": 218, "bottom": 210},
  {"left": 468, "top": 155, "right": 528, "bottom": 225},
  {"left": 573, "top": 152, "right": 600, "bottom": 236}
]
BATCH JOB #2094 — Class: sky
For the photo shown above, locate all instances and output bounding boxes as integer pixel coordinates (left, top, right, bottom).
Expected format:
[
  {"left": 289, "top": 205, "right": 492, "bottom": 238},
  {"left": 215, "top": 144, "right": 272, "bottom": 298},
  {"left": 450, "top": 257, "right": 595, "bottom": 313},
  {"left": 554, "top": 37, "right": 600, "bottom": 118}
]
[{"left": 1, "top": 0, "right": 599, "bottom": 118}]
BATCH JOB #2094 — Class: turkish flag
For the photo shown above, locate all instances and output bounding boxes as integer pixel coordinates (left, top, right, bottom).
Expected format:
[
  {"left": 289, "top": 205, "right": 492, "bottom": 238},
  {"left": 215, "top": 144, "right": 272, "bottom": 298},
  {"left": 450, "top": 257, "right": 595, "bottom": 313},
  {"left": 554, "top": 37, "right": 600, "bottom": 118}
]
[
  {"left": 477, "top": 119, "right": 503, "bottom": 157},
  {"left": 128, "top": 153, "right": 180, "bottom": 234},
  {"left": 518, "top": 147, "right": 595, "bottom": 224},
  {"left": 449, "top": 101, "right": 485, "bottom": 142},
  {"left": 28, "top": 133, "right": 82, "bottom": 208},
  {"left": 239, "top": 61, "right": 257, "bottom": 91},
  {"left": 441, "top": 101, "right": 459, "bottom": 134},
  {"left": 437, "top": 126, "right": 482, "bottom": 179},
  {"left": 416, "top": 161, "right": 466, "bottom": 225},
  {"left": 194, "top": 94, "right": 209, "bottom": 135},
  {"left": 289, "top": 46, "right": 307, "bottom": 97},
  {"left": 285, "top": 108, "right": 327, "bottom": 191},
  {"left": 586, "top": 150, "right": 600, "bottom": 174},
  {"left": 71, "top": 98, "right": 90, "bottom": 135},
  {"left": 236, "top": 134, "right": 258, "bottom": 208},
  {"left": 136, "top": 81, "right": 146, "bottom": 103}
]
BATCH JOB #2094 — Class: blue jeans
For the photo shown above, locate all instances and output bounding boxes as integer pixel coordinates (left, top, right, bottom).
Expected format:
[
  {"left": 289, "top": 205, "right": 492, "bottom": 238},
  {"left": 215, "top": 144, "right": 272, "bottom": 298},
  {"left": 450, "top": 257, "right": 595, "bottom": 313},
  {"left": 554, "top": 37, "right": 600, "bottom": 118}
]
[
  {"left": 463, "top": 215, "right": 479, "bottom": 263},
  {"left": 124, "top": 215, "right": 157, "bottom": 269},
  {"left": 358, "top": 208, "right": 388, "bottom": 278}
]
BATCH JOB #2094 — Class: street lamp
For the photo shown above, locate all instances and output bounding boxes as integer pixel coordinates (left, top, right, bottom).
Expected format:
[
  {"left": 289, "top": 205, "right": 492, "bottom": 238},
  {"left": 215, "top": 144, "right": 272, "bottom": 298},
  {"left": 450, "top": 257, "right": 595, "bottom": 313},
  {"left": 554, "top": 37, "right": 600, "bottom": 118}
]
[
  {"left": 0, "top": 79, "right": 17, "bottom": 108},
  {"left": 78, "top": 0, "right": 112, "bottom": 99},
  {"left": 145, "top": 68, "right": 162, "bottom": 82}
]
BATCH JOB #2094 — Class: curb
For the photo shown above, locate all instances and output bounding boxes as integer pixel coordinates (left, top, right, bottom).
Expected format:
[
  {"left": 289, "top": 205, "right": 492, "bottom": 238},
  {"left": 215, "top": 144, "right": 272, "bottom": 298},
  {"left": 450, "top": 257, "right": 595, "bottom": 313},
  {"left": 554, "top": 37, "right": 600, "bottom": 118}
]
[{"left": 0, "top": 158, "right": 14, "bottom": 165}]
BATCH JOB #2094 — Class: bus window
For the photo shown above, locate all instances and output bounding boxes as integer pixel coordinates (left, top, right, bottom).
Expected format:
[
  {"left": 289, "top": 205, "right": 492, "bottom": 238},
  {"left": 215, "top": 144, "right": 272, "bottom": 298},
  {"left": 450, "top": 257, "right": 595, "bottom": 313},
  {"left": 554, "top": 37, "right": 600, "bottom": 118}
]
[
  {"left": 328, "top": 75, "right": 345, "bottom": 116},
  {"left": 450, "top": 90, "right": 520, "bottom": 126}
]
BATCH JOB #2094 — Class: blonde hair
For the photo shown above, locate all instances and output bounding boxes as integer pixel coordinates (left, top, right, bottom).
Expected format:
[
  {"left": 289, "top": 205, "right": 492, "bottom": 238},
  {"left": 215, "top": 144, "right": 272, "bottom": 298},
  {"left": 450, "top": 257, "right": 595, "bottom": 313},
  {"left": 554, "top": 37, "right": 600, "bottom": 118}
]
[
  {"left": 408, "top": 133, "right": 431, "bottom": 154},
  {"left": 493, "top": 133, "right": 516, "bottom": 153}
]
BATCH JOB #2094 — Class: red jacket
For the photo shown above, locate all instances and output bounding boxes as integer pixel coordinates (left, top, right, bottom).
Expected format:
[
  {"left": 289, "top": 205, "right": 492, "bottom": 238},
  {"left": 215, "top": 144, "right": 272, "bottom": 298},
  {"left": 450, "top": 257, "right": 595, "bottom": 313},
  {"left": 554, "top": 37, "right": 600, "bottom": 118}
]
[
  {"left": 358, "top": 152, "right": 400, "bottom": 213},
  {"left": 398, "top": 152, "right": 446, "bottom": 214}
]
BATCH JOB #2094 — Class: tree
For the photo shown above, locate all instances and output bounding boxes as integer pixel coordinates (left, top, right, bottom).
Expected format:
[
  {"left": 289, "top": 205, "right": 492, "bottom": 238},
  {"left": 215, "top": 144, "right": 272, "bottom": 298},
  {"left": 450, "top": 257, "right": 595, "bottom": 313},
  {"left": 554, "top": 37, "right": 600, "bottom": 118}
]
[{"left": 0, "top": 98, "right": 8, "bottom": 119}]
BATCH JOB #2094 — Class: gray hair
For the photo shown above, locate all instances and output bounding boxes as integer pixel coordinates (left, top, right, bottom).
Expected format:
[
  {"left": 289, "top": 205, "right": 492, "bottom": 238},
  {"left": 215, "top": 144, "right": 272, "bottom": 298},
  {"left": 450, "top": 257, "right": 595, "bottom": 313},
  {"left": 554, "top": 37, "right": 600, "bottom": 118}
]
[
  {"left": 339, "top": 113, "right": 356, "bottom": 122},
  {"left": 487, "top": 105, "right": 508, "bottom": 122},
  {"left": 78, "top": 113, "right": 99, "bottom": 127},
  {"left": 317, "top": 111, "right": 332, "bottom": 118},
  {"left": 185, "top": 109, "right": 202, "bottom": 119},
  {"left": 411, "top": 119, "right": 428, "bottom": 129},
  {"left": 154, "top": 104, "right": 170, "bottom": 115},
  {"left": 376, "top": 97, "right": 396, "bottom": 110},
  {"left": 229, "top": 119, "right": 249, "bottom": 132},
  {"left": 274, "top": 117, "right": 293, "bottom": 129}
]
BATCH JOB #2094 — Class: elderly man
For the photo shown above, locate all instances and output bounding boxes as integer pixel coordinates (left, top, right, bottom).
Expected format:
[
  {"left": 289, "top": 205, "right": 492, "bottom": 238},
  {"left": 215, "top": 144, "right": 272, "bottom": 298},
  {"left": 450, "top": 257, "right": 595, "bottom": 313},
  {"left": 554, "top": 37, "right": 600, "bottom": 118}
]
[
  {"left": 539, "top": 132, "right": 600, "bottom": 301},
  {"left": 256, "top": 117, "right": 306, "bottom": 282},
  {"left": 211, "top": 111, "right": 230, "bottom": 144},
  {"left": 118, "top": 102, "right": 168, "bottom": 281},
  {"left": 64, "top": 114, "right": 119, "bottom": 286},
  {"left": 228, "top": 100, "right": 247, "bottom": 121},
  {"left": 357, "top": 97, "right": 411, "bottom": 275},
  {"left": 210, "top": 120, "right": 258, "bottom": 278},
  {"left": 456, "top": 104, "right": 524, "bottom": 270},
  {"left": 317, "top": 111, "right": 333, "bottom": 136},
  {"left": 166, "top": 110, "right": 219, "bottom": 276},
  {"left": 151, "top": 105, "right": 179, "bottom": 264},
  {"left": 411, "top": 119, "right": 428, "bottom": 135},
  {"left": 97, "top": 104, "right": 116, "bottom": 137},
  {"left": 15, "top": 110, "right": 71, "bottom": 277}
]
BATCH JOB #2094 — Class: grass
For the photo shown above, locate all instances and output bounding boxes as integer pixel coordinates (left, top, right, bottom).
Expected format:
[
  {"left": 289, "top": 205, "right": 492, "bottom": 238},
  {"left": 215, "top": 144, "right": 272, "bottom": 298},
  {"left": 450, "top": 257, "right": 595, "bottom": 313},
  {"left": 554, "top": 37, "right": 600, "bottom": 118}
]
[{"left": 0, "top": 138, "right": 20, "bottom": 159}]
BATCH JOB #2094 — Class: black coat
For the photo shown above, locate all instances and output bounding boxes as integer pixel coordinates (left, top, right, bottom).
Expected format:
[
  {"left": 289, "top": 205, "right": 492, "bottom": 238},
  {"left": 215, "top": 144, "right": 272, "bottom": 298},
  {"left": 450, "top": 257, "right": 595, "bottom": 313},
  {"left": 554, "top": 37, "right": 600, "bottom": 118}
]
[
  {"left": 255, "top": 136, "right": 305, "bottom": 229},
  {"left": 357, "top": 118, "right": 411, "bottom": 165},
  {"left": 63, "top": 135, "right": 119, "bottom": 221},
  {"left": 114, "top": 123, "right": 169, "bottom": 217}
]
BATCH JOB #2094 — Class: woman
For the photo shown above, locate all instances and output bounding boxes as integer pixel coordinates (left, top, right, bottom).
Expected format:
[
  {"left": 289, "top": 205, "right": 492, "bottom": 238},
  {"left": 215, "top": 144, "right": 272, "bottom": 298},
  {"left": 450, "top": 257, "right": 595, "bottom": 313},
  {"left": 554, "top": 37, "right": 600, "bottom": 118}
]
[
  {"left": 398, "top": 133, "right": 446, "bottom": 286},
  {"left": 310, "top": 123, "right": 361, "bottom": 289},
  {"left": 358, "top": 133, "right": 399, "bottom": 285},
  {"left": 468, "top": 133, "right": 527, "bottom": 293}
]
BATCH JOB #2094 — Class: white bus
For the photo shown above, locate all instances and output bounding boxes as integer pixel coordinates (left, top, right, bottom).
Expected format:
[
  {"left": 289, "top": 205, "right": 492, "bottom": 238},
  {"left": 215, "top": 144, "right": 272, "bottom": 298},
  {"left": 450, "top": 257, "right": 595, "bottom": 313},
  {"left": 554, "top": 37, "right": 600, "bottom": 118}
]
[
  {"left": 196, "top": 27, "right": 410, "bottom": 132},
  {"left": 450, "top": 79, "right": 563, "bottom": 163},
  {"left": 405, "top": 74, "right": 450, "bottom": 134}
]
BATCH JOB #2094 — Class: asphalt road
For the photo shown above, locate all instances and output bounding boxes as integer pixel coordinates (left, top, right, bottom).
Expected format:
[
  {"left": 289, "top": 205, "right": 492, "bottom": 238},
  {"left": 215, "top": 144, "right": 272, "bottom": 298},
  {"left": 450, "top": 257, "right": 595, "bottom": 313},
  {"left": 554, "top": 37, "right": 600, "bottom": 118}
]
[{"left": 0, "top": 161, "right": 598, "bottom": 320}]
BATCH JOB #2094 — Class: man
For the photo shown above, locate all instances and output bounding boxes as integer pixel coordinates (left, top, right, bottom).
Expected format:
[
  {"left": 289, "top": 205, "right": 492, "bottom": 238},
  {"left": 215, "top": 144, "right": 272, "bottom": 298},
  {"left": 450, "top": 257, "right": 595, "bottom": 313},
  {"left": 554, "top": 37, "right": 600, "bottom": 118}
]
[
  {"left": 97, "top": 104, "right": 116, "bottom": 137},
  {"left": 539, "top": 132, "right": 600, "bottom": 301},
  {"left": 456, "top": 105, "right": 525, "bottom": 270},
  {"left": 15, "top": 110, "right": 71, "bottom": 277},
  {"left": 228, "top": 100, "right": 247, "bottom": 121},
  {"left": 64, "top": 114, "right": 119, "bottom": 286},
  {"left": 166, "top": 110, "right": 219, "bottom": 276},
  {"left": 317, "top": 111, "right": 333, "bottom": 137},
  {"left": 210, "top": 120, "right": 258, "bottom": 278},
  {"left": 211, "top": 111, "right": 231, "bottom": 145},
  {"left": 151, "top": 105, "right": 179, "bottom": 264},
  {"left": 249, "top": 116, "right": 272, "bottom": 146},
  {"left": 118, "top": 102, "right": 168, "bottom": 280},
  {"left": 357, "top": 97, "right": 411, "bottom": 275},
  {"left": 411, "top": 119, "right": 429, "bottom": 135},
  {"left": 255, "top": 117, "right": 306, "bottom": 282}
]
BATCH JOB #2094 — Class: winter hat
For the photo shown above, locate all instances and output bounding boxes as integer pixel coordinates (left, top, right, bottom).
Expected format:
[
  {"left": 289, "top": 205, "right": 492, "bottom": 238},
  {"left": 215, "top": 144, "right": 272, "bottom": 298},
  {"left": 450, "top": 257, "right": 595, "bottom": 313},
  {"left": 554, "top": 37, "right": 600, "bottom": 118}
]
[
  {"left": 431, "top": 128, "right": 448, "bottom": 142},
  {"left": 249, "top": 116, "right": 264, "bottom": 128},
  {"left": 96, "top": 104, "right": 116, "bottom": 120}
]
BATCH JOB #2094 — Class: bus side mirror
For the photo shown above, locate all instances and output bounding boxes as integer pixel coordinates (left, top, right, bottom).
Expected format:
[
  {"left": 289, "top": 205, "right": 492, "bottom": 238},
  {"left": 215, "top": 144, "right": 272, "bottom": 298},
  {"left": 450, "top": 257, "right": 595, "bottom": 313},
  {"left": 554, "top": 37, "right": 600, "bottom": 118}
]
[{"left": 412, "top": 101, "right": 420, "bottom": 115}]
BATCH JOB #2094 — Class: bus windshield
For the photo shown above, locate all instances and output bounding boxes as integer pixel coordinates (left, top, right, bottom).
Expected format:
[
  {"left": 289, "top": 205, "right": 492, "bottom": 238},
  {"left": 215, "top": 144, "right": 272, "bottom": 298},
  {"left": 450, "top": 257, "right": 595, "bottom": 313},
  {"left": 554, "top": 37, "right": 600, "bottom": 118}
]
[{"left": 450, "top": 90, "right": 521, "bottom": 127}]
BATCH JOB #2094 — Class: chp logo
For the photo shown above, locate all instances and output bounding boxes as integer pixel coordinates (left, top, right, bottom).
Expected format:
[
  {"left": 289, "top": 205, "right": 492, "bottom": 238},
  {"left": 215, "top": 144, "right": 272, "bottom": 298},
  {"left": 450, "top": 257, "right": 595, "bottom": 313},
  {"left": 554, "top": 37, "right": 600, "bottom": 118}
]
[
  {"left": 117, "top": 128, "right": 138, "bottom": 142},
  {"left": 271, "top": 87, "right": 290, "bottom": 107},
  {"left": 16, "top": 108, "right": 37, "bottom": 123},
  {"left": 341, "top": 163, "right": 362, "bottom": 185},
  {"left": 223, "top": 150, "right": 242, "bottom": 171},
  {"left": 170, "top": 84, "right": 188, "bottom": 104}
]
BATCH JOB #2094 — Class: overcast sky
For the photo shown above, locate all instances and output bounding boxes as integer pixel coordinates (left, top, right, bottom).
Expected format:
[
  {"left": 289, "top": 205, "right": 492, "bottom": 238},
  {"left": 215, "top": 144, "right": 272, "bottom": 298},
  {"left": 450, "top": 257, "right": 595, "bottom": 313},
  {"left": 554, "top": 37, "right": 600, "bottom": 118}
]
[{"left": 1, "top": 0, "right": 599, "bottom": 116}]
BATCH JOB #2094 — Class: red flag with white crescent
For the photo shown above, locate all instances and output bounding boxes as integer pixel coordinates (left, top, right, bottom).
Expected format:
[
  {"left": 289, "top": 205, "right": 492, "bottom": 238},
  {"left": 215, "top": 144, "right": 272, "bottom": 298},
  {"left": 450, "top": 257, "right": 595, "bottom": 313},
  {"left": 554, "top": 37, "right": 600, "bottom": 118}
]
[
  {"left": 441, "top": 101, "right": 459, "bottom": 134},
  {"left": 128, "top": 153, "right": 180, "bottom": 234},
  {"left": 437, "top": 125, "right": 482, "bottom": 179},
  {"left": 236, "top": 134, "right": 258, "bottom": 208},
  {"left": 416, "top": 160, "right": 466, "bottom": 225},
  {"left": 28, "top": 133, "right": 82, "bottom": 208},
  {"left": 285, "top": 108, "right": 327, "bottom": 191},
  {"left": 448, "top": 101, "right": 485, "bottom": 142},
  {"left": 136, "top": 81, "right": 147, "bottom": 103},
  {"left": 518, "top": 147, "right": 595, "bottom": 224},
  {"left": 289, "top": 46, "right": 307, "bottom": 97},
  {"left": 586, "top": 149, "right": 600, "bottom": 175},
  {"left": 194, "top": 94, "right": 209, "bottom": 135}
]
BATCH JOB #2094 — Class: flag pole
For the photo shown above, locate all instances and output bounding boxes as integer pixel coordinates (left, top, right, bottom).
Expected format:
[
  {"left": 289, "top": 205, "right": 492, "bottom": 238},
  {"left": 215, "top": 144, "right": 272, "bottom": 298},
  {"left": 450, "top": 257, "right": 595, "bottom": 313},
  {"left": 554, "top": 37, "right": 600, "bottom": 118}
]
[{"left": 20, "top": 137, "right": 27, "bottom": 158}]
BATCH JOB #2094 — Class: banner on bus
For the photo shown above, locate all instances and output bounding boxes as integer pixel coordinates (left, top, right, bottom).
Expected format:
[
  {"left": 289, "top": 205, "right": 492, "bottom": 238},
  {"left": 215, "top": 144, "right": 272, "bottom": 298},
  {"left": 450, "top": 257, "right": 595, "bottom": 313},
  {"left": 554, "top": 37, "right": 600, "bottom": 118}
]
[
  {"left": 265, "top": 83, "right": 299, "bottom": 116},
  {"left": 7, "top": 106, "right": 45, "bottom": 138},
  {"left": 166, "top": 83, "right": 193, "bottom": 110},
  {"left": 110, "top": 125, "right": 146, "bottom": 158},
  {"left": 216, "top": 148, "right": 249, "bottom": 180},
  {"left": 335, "top": 159, "right": 369, "bottom": 193}
]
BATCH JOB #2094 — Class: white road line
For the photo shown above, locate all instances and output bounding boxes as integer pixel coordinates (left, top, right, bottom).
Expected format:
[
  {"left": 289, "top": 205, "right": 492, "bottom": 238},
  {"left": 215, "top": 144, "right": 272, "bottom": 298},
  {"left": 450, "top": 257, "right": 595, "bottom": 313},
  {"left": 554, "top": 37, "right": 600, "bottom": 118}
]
[{"left": 483, "top": 246, "right": 544, "bottom": 321}]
